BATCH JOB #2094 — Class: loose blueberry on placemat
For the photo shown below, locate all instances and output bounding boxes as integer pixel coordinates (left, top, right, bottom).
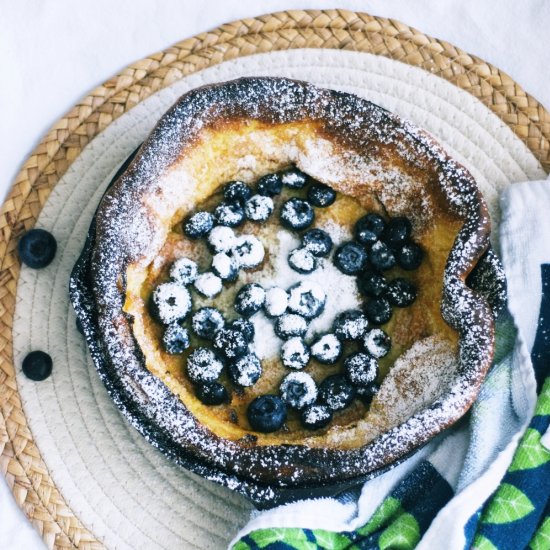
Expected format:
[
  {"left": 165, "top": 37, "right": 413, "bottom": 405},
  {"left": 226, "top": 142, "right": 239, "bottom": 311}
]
[
  {"left": 22, "top": 351, "right": 53, "bottom": 381},
  {"left": 18, "top": 229, "right": 57, "bottom": 269}
]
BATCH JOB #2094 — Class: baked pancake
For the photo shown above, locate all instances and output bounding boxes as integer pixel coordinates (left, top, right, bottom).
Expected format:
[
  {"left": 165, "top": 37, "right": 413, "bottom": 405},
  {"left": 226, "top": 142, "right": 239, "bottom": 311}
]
[{"left": 70, "top": 78, "right": 502, "bottom": 505}]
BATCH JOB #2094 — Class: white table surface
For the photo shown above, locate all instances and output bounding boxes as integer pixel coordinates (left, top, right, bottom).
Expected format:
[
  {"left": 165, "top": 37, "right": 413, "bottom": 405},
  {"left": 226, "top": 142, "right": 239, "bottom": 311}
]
[{"left": 1, "top": 1, "right": 549, "bottom": 548}]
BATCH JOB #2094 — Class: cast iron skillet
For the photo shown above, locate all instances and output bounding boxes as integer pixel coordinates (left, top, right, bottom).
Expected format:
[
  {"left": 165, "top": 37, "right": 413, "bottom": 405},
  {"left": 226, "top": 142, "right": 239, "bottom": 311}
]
[{"left": 69, "top": 146, "right": 506, "bottom": 509}]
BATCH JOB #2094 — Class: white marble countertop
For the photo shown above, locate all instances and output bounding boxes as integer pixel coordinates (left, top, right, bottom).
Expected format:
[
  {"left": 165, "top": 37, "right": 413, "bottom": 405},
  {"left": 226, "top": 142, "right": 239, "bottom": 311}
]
[{"left": 1, "top": 1, "right": 548, "bottom": 548}]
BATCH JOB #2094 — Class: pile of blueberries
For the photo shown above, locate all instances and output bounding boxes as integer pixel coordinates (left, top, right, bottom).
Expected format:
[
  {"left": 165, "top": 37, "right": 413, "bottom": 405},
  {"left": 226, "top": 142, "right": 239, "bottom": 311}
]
[
  {"left": 150, "top": 166, "right": 424, "bottom": 434},
  {"left": 335, "top": 213, "right": 423, "bottom": 324}
]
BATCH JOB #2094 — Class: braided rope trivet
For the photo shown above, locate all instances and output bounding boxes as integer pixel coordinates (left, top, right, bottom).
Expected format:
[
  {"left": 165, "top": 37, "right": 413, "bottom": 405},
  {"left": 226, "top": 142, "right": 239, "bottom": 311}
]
[{"left": 1, "top": 9, "right": 549, "bottom": 549}]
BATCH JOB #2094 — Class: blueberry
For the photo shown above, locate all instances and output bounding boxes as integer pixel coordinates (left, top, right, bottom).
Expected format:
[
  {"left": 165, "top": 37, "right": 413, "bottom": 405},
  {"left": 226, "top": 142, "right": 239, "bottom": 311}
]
[
  {"left": 332, "top": 309, "right": 369, "bottom": 341},
  {"left": 184, "top": 211, "right": 214, "bottom": 239},
  {"left": 288, "top": 248, "right": 317, "bottom": 274},
  {"left": 310, "top": 333, "right": 342, "bottom": 365},
  {"left": 307, "top": 182, "right": 336, "bottom": 207},
  {"left": 287, "top": 281, "right": 326, "bottom": 320},
  {"left": 275, "top": 314, "right": 308, "bottom": 340},
  {"left": 18, "top": 229, "right": 57, "bottom": 269},
  {"left": 228, "top": 353, "right": 262, "bottom": 387},
  {"left": 356, "top": 383, "right": 380, "bottom": 404},
  {"left": 301, "top": 404, "right": 333, "bottom": 430},
  {"left": 354, "top": 214, "right": 385, "bottom": 246},
  {"left": 280, "top": 198, "right": 315, "bottom": 230},
  {"left": 162, "top": 323, "right": 190, "bottom": 354},
  {"left": 213, "top": 327, "right": 249, "bottom": 360},
  {"left": 370, "top": 240, "right": 396, "bottom": 271},
  {"left": 151, "top": 282, "right": 192, "bottom": 324},
  {"left": 234, "top": 283, "right": 266, "bottom": 317},
  {"left": 193, "top": 272, "right": 223, "bottom": 298},
  {"left": 257, "top": 173, "right": 283, "bottom": 196},
  {"left": 186, "top": 348, "right": 224, "bottom": 383},
  {"left": 363, "top": 328, "right": 391, "bottom": 358},
  {"left": 386, "top": 278, "right": 417, "bottom": 307},
  {"left": 170, "top": 257, "right": 198, "bottom": 285},
  {"left": 229, "top": 318, "right": 255, "bottom": 343},
  {"left": 334, "top": 241, "right": 368, "bottom": 275},
  {"left": 358, "top": 269, "right": 388, "bottom": 297},
  {"left": 383, "top": 217, "right": 412, "bottom": 248},
  {"left": 191, "top": 307, "right": 225, "bottom": 340},
  {"left": 280, "top": 337, "right": 310, "bottom": 370},
  {"left": 231, "top": 235, "right": 265, "bottom": 269},
  {"left": 247, "top": 395, "right": 287, "bottom": 433},
  {"left": 211, "top": 252, "right": 239, "bottom": 281},
  {"left": 264, "top": 287, "right": 289, "bottom": 318},
  {"left": 22, "top": 351, "right": 52, "bottom": 381},
  {"left": 396, "top": 242, "right": 424, "bottom": 270},
  {"left": 214, "top": 201, "right": 245, "bottom": 227},
  {"left": 244, "top": 194, "right": 274, "bottom": 222},
  {"left": 364, "top": 297, "right": 392, "bottom": 325},
  {"left": 280, "top": 372, "right": 317, "bottom": 409},
  {"left": 195, "top": 382, "right": 229, "bottom": 405},
  {"left": 208, "top": 226, "right": 236, "bottom": 253},
  {"left": 302, "top": 228, "right": 333, "bottom": 257},
  {"left": 223, "top": 181, "right": 253, "bottom": 204},
  {"left": 318, "top": 375, "right": 356, "bottom": 411},
  {"left": 344, "top": 352, "right": 378, "bottom": 386},
  {"left": 281, "top": 167, "right": 308, "bottom": 189}
]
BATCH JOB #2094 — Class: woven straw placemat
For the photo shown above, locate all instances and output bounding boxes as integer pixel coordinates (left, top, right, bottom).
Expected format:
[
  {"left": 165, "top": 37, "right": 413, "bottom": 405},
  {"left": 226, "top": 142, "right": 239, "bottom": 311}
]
[{"left": 1, "top": 9, "right": 549, "bottom": 549}]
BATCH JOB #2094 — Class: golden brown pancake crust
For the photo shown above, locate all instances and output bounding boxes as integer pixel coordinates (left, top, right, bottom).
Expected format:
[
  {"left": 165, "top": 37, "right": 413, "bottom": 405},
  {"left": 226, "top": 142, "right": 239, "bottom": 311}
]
[{"left": 73, "top": 78, "right": 495, "bottom": 492}]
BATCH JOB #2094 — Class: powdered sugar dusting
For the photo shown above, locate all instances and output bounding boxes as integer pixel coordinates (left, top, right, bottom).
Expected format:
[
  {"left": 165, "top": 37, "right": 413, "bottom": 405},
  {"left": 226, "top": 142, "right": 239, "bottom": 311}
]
[
  {"left": 71, "top": 77, "right": 497, "bottom": 500},
  {"left": 256, "top": 229, "right": 362, "bottom": 340}
]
